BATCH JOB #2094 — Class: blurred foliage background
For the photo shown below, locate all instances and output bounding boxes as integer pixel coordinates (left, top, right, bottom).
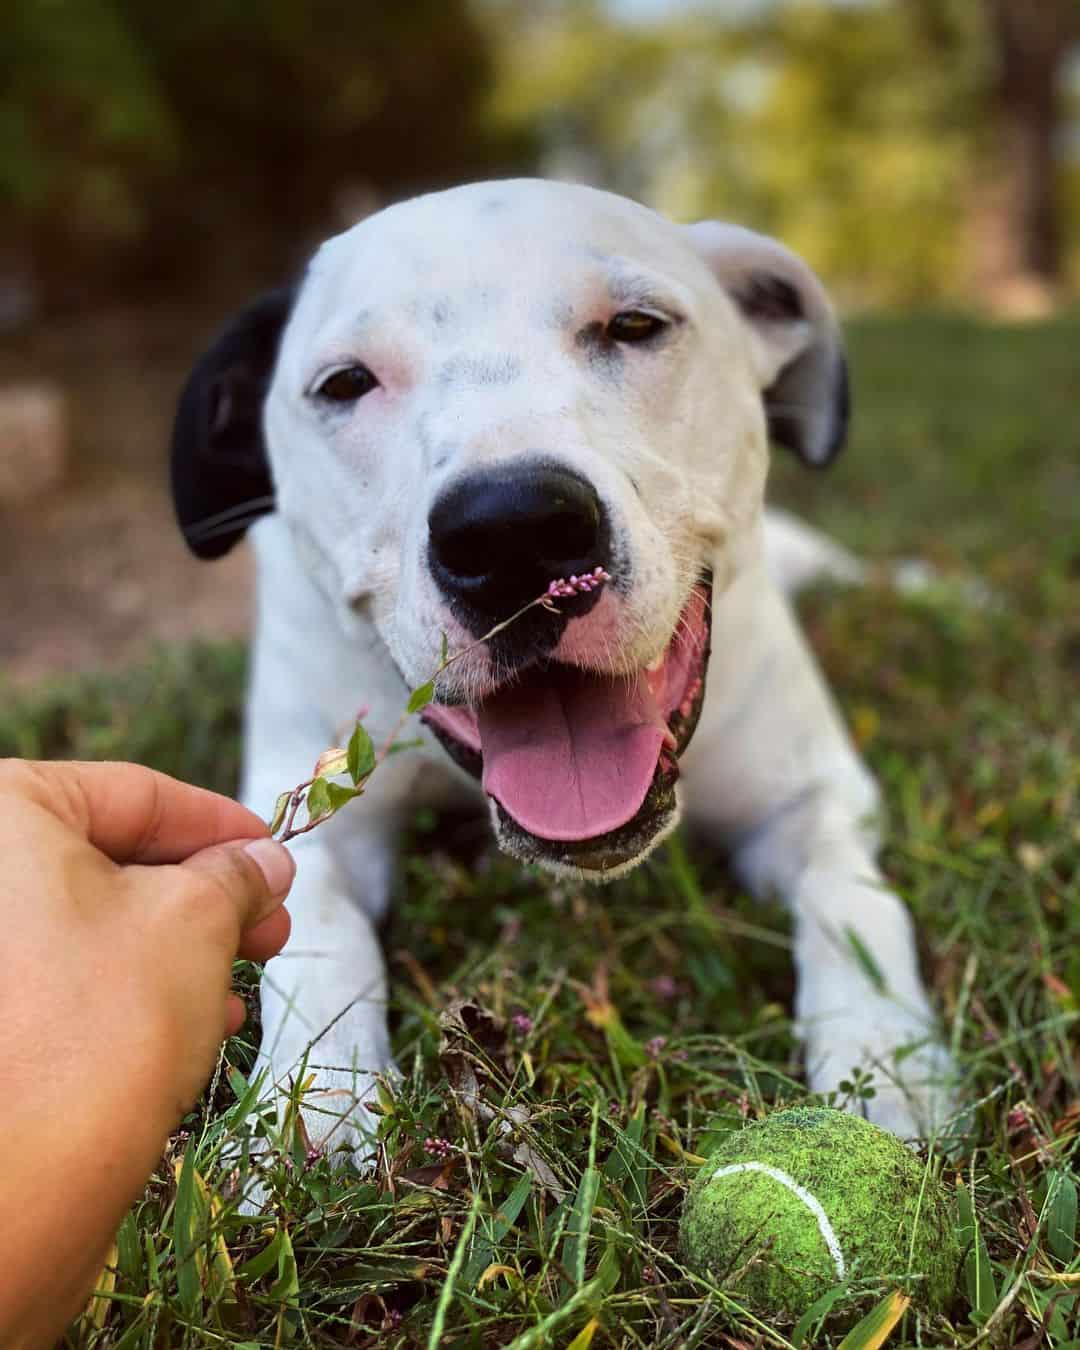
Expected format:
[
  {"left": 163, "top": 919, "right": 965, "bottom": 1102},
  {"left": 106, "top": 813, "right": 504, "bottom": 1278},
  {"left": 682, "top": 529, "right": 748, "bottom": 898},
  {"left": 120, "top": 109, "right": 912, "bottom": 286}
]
[
  {"left": 1, "top": 0, "right": 1077, "bottom": 683},
  {"left": 2, "top": 0, "right": 1078, "bottom": 314}
]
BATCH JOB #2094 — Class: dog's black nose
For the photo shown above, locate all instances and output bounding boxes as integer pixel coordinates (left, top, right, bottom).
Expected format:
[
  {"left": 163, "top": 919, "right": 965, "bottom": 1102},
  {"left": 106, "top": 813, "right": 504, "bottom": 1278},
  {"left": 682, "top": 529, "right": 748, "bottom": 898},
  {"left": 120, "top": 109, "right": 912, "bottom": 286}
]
[{"left": 428, "top": 465, "right": 609, "bottom": 621}]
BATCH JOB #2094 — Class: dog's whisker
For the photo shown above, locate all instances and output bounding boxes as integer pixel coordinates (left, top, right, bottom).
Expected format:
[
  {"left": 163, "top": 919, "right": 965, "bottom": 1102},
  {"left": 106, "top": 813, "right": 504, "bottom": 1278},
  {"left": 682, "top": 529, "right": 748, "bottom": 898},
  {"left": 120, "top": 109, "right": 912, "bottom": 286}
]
[
  {"left": 186, "top": 495, "right": 276, "bottom": 540},
  {"left": 185, "top": 509, "right": 276, "bottom": 544}
]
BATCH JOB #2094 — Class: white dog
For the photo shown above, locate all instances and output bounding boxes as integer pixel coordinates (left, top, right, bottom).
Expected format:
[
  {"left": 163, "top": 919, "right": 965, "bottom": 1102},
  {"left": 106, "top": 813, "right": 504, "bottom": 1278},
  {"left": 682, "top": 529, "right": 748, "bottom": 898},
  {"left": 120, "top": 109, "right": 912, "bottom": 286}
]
[{"left": 171, "top": 179, "right": 950, "bottom": 1161}]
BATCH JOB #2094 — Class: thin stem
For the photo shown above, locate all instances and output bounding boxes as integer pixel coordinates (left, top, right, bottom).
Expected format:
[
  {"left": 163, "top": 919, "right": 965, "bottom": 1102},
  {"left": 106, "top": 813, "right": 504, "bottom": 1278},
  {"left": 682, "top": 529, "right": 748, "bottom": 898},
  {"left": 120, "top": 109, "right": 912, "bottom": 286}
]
[{"left": 269, "top": 567, "right": 610, "bottom": 840}]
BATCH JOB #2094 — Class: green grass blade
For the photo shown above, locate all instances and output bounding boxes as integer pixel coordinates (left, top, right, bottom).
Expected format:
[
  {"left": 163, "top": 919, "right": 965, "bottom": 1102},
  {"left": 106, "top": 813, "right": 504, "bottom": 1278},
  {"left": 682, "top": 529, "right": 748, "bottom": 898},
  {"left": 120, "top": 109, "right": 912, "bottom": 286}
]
[
  {"left": 964, "top": 1230, "right": 998, "bottom": 1320},
  {"left": 791, "top": 1283, "right": 849, "bottom": 1347},
  {"left": 267, "top": 1226, "right": 299, "bottom": 1302},
  {"left": 427, "top": 1187, "right": 483, "bottom": 1350},
  {"left": 172, "top": 1143, "right": 201, "bottom": 1318},
  {"left": 233, "top": 1228, "right": 286, "bottom": 1285},
  {"left": 602, "top": 1101, "right": 649, "bottom": 1218},
  {"left": 563, "top": 1099, "right": 601, "bottom": 1289},
  {"left": 1047, "top": 1171, "right": 1078, "bottom": 1264},
  {"left": 505, "top": 1238, "right": 621, "bottom": 1350},
  {"left": 836, "top": 1290, "right": 911, "bottom": 1349},
  {"left": 464, "top": 1170, "right": 533, "bottom": 1285},
  {"left": 115, "top": 1210, "right": 143, "bottom": 1292}
]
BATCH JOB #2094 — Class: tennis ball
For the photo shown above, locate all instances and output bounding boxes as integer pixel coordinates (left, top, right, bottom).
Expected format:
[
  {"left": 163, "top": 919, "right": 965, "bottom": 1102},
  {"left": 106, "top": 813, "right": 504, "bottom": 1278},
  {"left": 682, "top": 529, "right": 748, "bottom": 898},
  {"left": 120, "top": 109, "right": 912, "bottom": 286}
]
[{"left": 679, "top": 1107, "right": 959, "bottom": 1319}]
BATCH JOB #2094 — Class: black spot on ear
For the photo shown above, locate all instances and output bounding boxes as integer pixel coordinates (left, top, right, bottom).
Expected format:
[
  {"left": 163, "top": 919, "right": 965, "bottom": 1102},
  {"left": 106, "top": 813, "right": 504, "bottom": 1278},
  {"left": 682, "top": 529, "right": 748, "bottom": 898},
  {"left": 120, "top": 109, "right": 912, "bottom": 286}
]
[
  {"left": 734, "top": 272, "right": 805, "bottom": 323},
  {"left": 766, "top": 353, "right": 849, "bottom": 468},
  {"left": 170, "top": 286, "right": 294, "bottom": 558}
]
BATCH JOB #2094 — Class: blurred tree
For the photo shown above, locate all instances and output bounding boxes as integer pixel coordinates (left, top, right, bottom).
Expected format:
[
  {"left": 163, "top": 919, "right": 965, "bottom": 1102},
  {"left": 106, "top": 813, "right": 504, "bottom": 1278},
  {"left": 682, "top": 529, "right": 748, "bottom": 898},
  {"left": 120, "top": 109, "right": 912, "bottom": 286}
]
[
  {"left": 483, "top": 0, "right": 1079, "bottom": 308},
  {"left": 0, "top": 0, "right": 524, "bottom": 307},
  {"left": 970, "top": 0, "right": 1078, "bottom": 310}
]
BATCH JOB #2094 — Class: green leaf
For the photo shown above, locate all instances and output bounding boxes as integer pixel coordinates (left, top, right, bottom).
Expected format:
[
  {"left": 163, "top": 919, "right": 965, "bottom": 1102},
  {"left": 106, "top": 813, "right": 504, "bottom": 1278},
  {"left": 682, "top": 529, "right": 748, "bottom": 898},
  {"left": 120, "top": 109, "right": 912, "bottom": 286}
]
[
  {"left": 268, "top": 790, "right": 291, "bottom": 836},
  {"left": 957, "top": 1179, "right": 997, "bottom": 1322},
  {"left": 964, "top": 1234, "right": 997, "bottom": 1320},
  {"left": 602, "top": 1100, "right": 649, "bottom": 1218},
  {"left": 313, "top": 747, "right": 349, "bottom": 778},
  {"left": 465, "top": 1170, "right": 534, "bottom": 1284},
  {"left": 407, "top": 680, "right": 435, "bottom": 714},
  {"left": 234, "top": 1229, "right": 284, "bottom": 1285},
  {"left": 1047, "top": 1171, "right": 1078, "bottom": 1264},
  {"left": 325, "top": 781, "right": 361, "bottom": 810},
  {"left": 792, "top": 1283, "right": 850, "bottom": 1348},
  {"left": 347, "top": 722, "right": 376, "bottom": 783},
  {"left": 440, "top": 631, "right": 449, "bottom": 665},
  {"left": 173, "top": 1143, "right": 201, "bottom": 1318},
  {"left": 268, "top": 1227, "right": 300, "bottom": 1303},
  {"left": 305, "top": 777, "right": 331, "bottom": 821},
  {"left": 225, "top": 1066, "right": 268, "bottom": 1131}
]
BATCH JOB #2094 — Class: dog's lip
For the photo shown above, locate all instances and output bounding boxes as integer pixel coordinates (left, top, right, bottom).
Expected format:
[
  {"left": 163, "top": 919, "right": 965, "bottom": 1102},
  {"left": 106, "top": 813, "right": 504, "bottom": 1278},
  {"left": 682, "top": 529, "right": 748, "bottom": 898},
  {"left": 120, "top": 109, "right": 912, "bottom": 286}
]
[{"left": 422, "top": 574, "right": 712, "bottom": 858}]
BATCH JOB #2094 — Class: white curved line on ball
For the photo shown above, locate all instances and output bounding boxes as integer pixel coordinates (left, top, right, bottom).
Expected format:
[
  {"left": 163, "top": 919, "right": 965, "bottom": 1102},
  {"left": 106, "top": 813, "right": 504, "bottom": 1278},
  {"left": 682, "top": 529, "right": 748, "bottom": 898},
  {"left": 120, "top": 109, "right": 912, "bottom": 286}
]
[{"left": 709, "top": 1162, "right": 846, "bottom": 1281}]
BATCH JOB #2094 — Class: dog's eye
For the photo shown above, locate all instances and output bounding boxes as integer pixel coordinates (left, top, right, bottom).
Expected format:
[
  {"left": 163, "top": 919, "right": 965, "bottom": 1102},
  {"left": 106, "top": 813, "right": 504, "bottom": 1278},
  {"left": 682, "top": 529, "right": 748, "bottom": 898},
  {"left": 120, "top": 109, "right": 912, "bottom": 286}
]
[
  {"left": 606, "top": 310, "right": 667, "bottom": 344},
  {"left": 314, "top": 365, "right": 379, "bottom": 402}
]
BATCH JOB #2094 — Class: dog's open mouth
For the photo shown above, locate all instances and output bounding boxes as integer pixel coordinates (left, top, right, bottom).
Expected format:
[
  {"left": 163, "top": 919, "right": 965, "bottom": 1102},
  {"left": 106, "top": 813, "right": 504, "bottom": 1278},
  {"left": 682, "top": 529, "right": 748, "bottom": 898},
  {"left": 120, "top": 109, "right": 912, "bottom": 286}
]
[{"left": 421, "top": 575, "right": 712, "bottom": 877}]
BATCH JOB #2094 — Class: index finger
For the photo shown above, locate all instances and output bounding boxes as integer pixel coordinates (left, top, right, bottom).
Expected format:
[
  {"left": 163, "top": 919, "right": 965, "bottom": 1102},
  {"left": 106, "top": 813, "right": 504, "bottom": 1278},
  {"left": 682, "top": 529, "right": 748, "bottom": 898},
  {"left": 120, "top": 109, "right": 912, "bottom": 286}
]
[{"left": 5, "top": 759, "right": 271, "bottom": 863}]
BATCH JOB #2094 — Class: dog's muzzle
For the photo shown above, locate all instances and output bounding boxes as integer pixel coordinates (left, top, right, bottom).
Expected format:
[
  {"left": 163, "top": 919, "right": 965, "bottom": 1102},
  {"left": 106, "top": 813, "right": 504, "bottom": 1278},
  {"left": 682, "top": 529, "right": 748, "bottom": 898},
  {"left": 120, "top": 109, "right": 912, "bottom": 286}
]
[{"left": 422, "top": 574, "right": 712, "bottom": 879}]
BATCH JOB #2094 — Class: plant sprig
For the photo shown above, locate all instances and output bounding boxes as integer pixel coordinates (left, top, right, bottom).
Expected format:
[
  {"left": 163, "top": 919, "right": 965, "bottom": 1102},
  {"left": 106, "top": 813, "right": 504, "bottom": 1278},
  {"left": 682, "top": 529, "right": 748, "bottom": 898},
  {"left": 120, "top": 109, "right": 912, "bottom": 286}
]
[{"left": 268, "top": 567, "right": 611, "bottom": 842}]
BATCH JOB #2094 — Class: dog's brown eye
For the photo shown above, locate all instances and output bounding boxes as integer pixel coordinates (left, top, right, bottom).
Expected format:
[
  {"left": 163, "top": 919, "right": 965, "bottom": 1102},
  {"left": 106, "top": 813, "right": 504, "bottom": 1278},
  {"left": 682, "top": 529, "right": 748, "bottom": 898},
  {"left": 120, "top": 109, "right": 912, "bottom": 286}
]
[
  {"left": 607, "top": 310, "right": 667, "bottom": 344},
  {"left": 315, "top": 365, "right": 378, "bottom": 402}
]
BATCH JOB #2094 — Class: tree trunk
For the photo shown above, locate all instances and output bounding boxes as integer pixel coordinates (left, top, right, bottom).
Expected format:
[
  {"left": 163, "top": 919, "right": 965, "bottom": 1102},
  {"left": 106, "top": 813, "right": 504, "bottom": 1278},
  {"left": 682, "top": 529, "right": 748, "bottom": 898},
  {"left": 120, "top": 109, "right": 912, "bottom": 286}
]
[{"left": 973, "top": 0, "right": 1077, "bottom": 313}]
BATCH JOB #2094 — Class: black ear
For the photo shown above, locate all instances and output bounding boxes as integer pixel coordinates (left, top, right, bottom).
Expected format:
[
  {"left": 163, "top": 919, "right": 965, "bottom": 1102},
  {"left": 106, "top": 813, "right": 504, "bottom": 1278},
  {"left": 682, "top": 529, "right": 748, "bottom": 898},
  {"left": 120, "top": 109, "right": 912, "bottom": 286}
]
[
  {"left": 170, "top": 286, "right": 294, "bottom": 558},
  {"left": 683, "top": 222, "right": 849, "bottom": 467}
]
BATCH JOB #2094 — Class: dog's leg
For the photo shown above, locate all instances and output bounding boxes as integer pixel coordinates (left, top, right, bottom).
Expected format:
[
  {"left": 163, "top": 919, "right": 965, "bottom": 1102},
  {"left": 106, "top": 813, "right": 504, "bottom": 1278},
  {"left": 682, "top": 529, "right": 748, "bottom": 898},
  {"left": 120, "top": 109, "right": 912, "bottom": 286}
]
[
  {"left": 762, "top": 506, "right": 865, "bottom": 596},
  {"left": 681, "top": 563, "right": 954, "bottom": 1139},
  {"left": 732, "top": 797, "right": 953, "bottom": 1139},
  {"left": 233, "top": 523, "right": 425, "bottom": 1181},
  {"left": 251, "top": 812, "right": 397, "bottom": 1161}
]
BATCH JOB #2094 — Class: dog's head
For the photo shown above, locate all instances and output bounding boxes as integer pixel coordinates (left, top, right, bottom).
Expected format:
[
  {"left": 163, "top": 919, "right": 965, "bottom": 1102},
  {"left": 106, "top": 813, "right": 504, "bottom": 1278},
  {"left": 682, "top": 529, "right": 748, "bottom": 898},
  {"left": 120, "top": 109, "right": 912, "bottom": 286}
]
[{"left": 172, "top": 180, "right": 847, "bottom": 880}]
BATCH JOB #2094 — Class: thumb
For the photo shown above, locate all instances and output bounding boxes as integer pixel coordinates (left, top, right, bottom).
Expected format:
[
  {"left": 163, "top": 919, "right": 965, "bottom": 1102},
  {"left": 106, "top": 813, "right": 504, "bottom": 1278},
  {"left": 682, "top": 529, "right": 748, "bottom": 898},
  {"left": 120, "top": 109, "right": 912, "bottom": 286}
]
[{"left": 172, "top": 836, "right": 296, "bottom": 945}]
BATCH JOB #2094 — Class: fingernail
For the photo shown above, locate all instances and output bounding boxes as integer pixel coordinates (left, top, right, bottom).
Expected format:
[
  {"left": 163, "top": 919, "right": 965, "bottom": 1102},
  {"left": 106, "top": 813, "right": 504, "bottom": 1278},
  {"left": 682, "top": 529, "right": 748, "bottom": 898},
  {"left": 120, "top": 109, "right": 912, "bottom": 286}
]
[{"left": 243, "top": 837, "right": 296, "bottom": 898}]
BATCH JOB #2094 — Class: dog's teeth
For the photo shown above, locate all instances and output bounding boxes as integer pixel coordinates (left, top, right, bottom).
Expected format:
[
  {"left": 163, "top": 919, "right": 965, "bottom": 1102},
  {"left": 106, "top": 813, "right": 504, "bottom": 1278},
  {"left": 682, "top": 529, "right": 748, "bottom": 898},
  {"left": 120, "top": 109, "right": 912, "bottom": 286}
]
[
  {"left": 663, "top": 729, "right": 678, "bottom": 750},
  {"left": 646, "top": 653, "right": 664, "bottom": 673}
]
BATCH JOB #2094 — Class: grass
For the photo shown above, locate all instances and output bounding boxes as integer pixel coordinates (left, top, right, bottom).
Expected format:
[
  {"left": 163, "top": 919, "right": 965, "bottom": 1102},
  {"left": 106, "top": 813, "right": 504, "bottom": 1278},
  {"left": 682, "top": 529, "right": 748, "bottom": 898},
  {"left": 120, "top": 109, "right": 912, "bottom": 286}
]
[{"left": 3, "top": 312, "right": 1078, "bottom": 1346}]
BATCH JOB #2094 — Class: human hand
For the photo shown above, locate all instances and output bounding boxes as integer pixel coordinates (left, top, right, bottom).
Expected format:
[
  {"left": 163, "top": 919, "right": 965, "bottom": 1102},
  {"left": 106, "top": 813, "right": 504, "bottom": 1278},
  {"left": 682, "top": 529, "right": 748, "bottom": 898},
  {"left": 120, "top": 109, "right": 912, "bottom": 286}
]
[{"left": 0, "top": 758, "right": 295, "bottom": 1348}]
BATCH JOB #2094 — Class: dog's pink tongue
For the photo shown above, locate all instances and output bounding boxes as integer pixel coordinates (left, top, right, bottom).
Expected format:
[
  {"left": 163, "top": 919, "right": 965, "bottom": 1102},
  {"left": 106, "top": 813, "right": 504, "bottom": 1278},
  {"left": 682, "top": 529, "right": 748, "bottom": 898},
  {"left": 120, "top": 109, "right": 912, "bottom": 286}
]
[{"left": 477, "top": 667, "right": 667, "bottom": 842}]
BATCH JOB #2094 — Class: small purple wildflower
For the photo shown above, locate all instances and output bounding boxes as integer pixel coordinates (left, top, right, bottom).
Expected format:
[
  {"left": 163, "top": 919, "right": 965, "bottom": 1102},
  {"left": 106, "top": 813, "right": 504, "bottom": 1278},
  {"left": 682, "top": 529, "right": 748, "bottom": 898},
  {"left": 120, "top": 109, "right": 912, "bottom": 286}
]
[
  {"left": 546, "top": 566, "right": 611, "bottom": 599},
  {"left": 511, "top": 1013, "right": 534, "bottom": 1036},
  {"left": 423, "top": 1135, "right": 454, "bottom": 1160},
  {"left": 645, "top": 1035, "right": 668, "bottom": 1060},
  {"left": 650, "top": 974, "right": 678, "bottom": 1001},
  {"left": 304, "top": 1146, "right": 323, "bottom": 1169}
]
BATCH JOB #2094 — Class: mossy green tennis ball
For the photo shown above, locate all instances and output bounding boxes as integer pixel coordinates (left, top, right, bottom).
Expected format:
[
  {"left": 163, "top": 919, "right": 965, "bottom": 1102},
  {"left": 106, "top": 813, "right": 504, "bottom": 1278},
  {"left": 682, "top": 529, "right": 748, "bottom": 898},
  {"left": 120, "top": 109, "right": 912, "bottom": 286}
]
[{"left": 679, "top": 1107, "right": 959, "bottom": 1320}]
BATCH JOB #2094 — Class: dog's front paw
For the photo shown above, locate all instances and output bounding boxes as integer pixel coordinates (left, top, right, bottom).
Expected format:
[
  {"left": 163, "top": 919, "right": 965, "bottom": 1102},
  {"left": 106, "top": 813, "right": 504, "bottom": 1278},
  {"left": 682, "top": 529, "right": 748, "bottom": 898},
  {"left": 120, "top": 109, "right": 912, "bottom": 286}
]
[
  {"left": 800, "top": 993, "right": 957, "bottom": 1142},
  {"left": 234, "top": 1064, "right": 390, "bottom": 1213}
]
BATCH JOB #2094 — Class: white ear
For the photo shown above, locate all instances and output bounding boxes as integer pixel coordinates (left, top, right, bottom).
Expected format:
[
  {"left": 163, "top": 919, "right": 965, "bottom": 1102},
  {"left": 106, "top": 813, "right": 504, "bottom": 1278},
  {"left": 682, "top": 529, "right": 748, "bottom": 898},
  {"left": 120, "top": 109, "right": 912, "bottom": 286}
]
[{"left": 684, "top": 221, "right": 849, "bottom": 467}]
